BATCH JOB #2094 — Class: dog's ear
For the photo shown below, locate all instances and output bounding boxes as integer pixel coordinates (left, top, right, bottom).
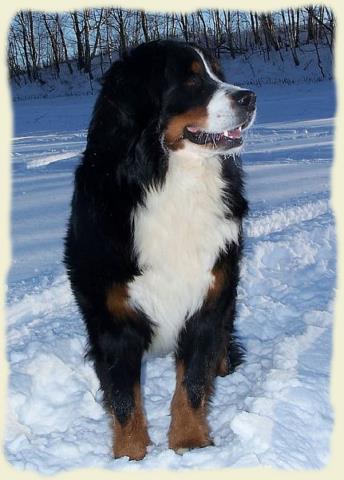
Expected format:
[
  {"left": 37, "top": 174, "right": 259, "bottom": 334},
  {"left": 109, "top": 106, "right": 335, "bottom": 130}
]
[
  {"left": 88, "top": 60, "right": 146, "bottom": 141},
  {"left": 85, "top": 51, "right": 167, "bottom": 188},
  {"left": 87, "top": 52, "right": 165, "bottom": 157}
]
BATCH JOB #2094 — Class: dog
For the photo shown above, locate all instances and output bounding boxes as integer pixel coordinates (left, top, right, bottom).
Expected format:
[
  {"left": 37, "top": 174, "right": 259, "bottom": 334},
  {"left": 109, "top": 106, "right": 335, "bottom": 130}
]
[{"left": 64, "top": 40, "right": 256, "bottom": 460}]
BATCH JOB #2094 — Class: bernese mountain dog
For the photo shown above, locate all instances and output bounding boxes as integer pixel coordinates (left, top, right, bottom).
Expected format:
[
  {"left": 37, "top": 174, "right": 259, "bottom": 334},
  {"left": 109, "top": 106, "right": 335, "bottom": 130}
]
[{"left": 64, "top": 39, "right": 256, "bottom": 460}]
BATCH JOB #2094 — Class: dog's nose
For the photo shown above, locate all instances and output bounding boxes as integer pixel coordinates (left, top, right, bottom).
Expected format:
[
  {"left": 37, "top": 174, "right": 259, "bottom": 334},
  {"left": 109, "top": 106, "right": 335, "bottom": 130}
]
[{"left": 232, "top": 90, "right": 256, "bottom": 111}]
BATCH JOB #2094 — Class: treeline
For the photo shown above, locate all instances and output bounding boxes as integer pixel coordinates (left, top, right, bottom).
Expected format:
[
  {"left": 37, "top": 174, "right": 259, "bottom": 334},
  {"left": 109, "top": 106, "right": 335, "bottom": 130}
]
[{"left": 8, "top": 6, "right": 335, "bottom": 82}]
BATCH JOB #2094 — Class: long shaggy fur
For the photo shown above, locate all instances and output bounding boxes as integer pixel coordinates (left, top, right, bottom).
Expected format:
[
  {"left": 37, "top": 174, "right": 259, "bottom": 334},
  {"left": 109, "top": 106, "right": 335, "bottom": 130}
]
[{"left": 64, "top": 39, "right": 255, "bottom": 460}]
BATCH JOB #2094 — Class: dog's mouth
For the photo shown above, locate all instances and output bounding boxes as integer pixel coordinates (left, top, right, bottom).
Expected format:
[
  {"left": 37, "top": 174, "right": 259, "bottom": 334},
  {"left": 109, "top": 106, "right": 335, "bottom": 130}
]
[{"left": 183, "top": 119, "right": 251, "bottom": 150}]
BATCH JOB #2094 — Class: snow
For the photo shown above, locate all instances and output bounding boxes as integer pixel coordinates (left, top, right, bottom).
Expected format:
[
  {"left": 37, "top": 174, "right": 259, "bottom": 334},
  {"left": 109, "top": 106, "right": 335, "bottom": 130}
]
[{"left": 5, "top": 57, "right": 336, "bottom": 472}]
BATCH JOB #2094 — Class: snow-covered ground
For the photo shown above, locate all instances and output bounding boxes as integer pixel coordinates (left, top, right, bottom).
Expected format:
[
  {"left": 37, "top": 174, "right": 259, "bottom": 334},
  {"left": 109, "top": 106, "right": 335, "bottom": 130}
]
[{"left": 6, "top": 70, "right": 336, "bottom": 472}]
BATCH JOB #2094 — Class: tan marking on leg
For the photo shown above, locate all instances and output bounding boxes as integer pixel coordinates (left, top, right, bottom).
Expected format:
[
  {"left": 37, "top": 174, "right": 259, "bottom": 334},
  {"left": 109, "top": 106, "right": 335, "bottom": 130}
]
[
  {"left": 168, "top": 361, "right": 212, "bottom": 452},
  {"left": 206, "top": 265, "right": 226, "bottom": 305},
  {"left": 112, "top": 384, "right": 151, "bottom": 460},
  {"left": 106, "top": 283, "right": 136, "bottom": 320},
  {"left": 164, "top": 107, "right": 208, "bottom": 150}
]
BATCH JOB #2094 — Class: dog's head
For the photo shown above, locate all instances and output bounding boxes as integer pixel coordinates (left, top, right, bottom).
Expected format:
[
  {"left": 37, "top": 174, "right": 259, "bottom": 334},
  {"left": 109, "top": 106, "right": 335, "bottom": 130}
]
[
  {"left": 160, "top": 42, "right": 256, "bottom": 155},
  {"left": 87, "top": 40, "right": 256, "bottom": 182}
]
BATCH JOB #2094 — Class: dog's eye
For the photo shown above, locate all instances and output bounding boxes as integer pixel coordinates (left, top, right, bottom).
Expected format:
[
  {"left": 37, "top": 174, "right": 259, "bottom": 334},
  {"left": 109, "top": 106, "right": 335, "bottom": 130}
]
[{"left": 185, "top": 75, "right": 202, "bottom": 88}]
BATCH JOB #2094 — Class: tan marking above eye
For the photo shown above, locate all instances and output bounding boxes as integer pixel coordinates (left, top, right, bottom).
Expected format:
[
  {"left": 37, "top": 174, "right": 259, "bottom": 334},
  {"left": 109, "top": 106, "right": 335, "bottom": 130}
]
[
  {"left": 211, "top": 61, "right": 220, "bottom": 72},
  {"left": 191, "top": 60, "right": 203, "bottom": 74},
  {"left": 210, "top": 60, "right": 223, "bottom": 78}
]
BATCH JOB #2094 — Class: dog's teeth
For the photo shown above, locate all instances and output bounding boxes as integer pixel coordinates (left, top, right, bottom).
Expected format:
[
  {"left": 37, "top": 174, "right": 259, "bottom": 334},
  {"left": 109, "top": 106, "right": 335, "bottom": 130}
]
[{"left": 223, "top": 130, "right": 229, "bottom": 137}]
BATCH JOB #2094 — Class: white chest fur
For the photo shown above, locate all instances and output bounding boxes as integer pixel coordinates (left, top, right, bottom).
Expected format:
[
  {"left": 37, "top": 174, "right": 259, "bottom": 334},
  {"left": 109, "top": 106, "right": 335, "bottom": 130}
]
[{"left": 128, "top": 150, "right": 239, "bottom": 354}]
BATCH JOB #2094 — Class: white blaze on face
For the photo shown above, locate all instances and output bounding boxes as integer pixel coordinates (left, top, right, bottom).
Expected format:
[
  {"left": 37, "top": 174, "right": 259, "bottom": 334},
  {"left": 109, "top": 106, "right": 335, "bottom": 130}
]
[
  {"left": 206, "top": 89, "right": 237, "bottom": 133},
  {"left": 194, "top": 48, "right": 245, "bottom": 134}
]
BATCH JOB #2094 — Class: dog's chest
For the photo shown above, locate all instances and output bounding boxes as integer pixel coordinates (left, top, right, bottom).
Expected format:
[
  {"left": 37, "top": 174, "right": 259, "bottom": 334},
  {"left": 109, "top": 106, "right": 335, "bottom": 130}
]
[{"left": 128, "top": 151, "right": 239, "bottom": 353}]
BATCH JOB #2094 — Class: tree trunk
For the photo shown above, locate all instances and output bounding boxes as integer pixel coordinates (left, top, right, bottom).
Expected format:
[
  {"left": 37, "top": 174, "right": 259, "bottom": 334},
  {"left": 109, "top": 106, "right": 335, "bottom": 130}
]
[
  {"left": 71, "top": 11, "right": 85, "bottom": 71},
  {"left": 250, "top": 11, "right": 261, "bottom": 46},
  {"left": 140, "top": 10, "right": 149, "bottom": 42},
  {"left": 223, "top": 10, "right": 235, "bottom": 58},
  {"left": 91, "top": 9, "right": 104, "bottom": 59},
  {"left": 281, "top": 9, "right": 299, "bottom": 66},
  {"left": 42, "top": 14, "right": 60, "bottom": 75},
  {"left": 56, "top": 14, "right": 73, "bottom": 74},
  {"left": 114, "top": 8, "right": 127, "bottom": 56},
  {"left": 83, "top": 10, "right": 92, "bottom": 76},
  {"left": 197, "top": 11, "right": 209, "bottom": 49},
  {"left": 213, "top": 9, "right": 221, "bottom": 57},
  {"left": 260, "top": 13, "right": 280, "bottom": 51},
  {"left": 27, "top": 11, "right": 38, "bottom": 78},
  {"left": 307, "top": 6, "right": 315, "bottom": 43},
  {"left": 18, "top": 12, "right": 32, "bottom": 80},
  {"left": 179, "top": 14, "right": 188, "bottom": 42}
]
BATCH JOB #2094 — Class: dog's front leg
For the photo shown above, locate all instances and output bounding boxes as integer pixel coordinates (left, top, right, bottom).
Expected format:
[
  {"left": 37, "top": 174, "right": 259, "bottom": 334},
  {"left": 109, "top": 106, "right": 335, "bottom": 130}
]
[
  {"left": 168, "top": 358, "right": 214, "bottom": 453},
  {"left": 168, "top": 303, "right": 230, "bottom": 453},
  {"left": 93, "top": 320, "right": 151, "bottom": 461}
]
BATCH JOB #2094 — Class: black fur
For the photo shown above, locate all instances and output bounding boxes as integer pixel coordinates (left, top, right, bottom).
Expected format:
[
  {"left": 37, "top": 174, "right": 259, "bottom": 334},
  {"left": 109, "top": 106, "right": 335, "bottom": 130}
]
[{"left": 64, "top": 39, "right": 252, "bottom": 455}]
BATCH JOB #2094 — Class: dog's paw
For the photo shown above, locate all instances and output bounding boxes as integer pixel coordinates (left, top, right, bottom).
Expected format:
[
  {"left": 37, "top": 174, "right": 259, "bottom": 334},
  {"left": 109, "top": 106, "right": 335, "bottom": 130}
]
[
  {"left": 113, "top": 418, "right": 151, "bottom": 461},
  {"left": 170, "top": 436, "right": 214, "bottom": 454},
  {"left": 113, "top": 432, "right": 151, "bottom": 461},
  {"left": 168, "top": 422, "right": 213, "bottom": 453}
]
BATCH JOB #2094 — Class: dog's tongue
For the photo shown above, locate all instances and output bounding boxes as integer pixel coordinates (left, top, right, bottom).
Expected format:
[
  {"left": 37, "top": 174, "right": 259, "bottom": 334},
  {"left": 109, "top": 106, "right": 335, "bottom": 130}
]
[{"left": 225, "top": 128, "right": 241, "bottom": 139}]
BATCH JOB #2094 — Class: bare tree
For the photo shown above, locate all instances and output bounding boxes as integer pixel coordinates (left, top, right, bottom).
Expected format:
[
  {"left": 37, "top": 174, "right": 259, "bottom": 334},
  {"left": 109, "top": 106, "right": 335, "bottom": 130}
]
[
  {"left": 178, "top": 13, "right": 189, "bottom": 42},
  {"left": 281, "top": 10, "right": 300, "bottom": 65},
  {"left": 83, "top": 9, "right": 91, "bottom": 75},
  {"left": 91, "top": 9, "right": 104, "bottom": 60},
  {"left": 7, "top": 6, "right": 335, "bottom": 82},
  {"left": 197, "top": 10, "right": 209, "bottom": 48},
  {"left": 56, "top": 13, "right": 73, "bottom": 74},
  {"left": 211, "top": 9, "right": 222, "bottom": 57},
  {"left": 140, "top": 10, "right": 150, "bottom": 42},
  {"left": 306, "top": 5, "right": 315, "bottom": 43},
  {"left": 249, "top": 11, "right": 261, "bottom": 48},
  {"left": 260, "top": 13, "right": 281, "bottom": 52},
  {"left": 71, "top": 11, "right": 85, "bottom": 71},
  {"left": 16, "top": 11, "right": 39, "bottom": 80},
  {"left": 223, "top": 10, "right": 236, "bottom": 58},
  {"left": 111, "top": 8, "right": 129, "bottom": 55},
  {"left": 42, "top": 14, "right": 60, "bottom": 75}
]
